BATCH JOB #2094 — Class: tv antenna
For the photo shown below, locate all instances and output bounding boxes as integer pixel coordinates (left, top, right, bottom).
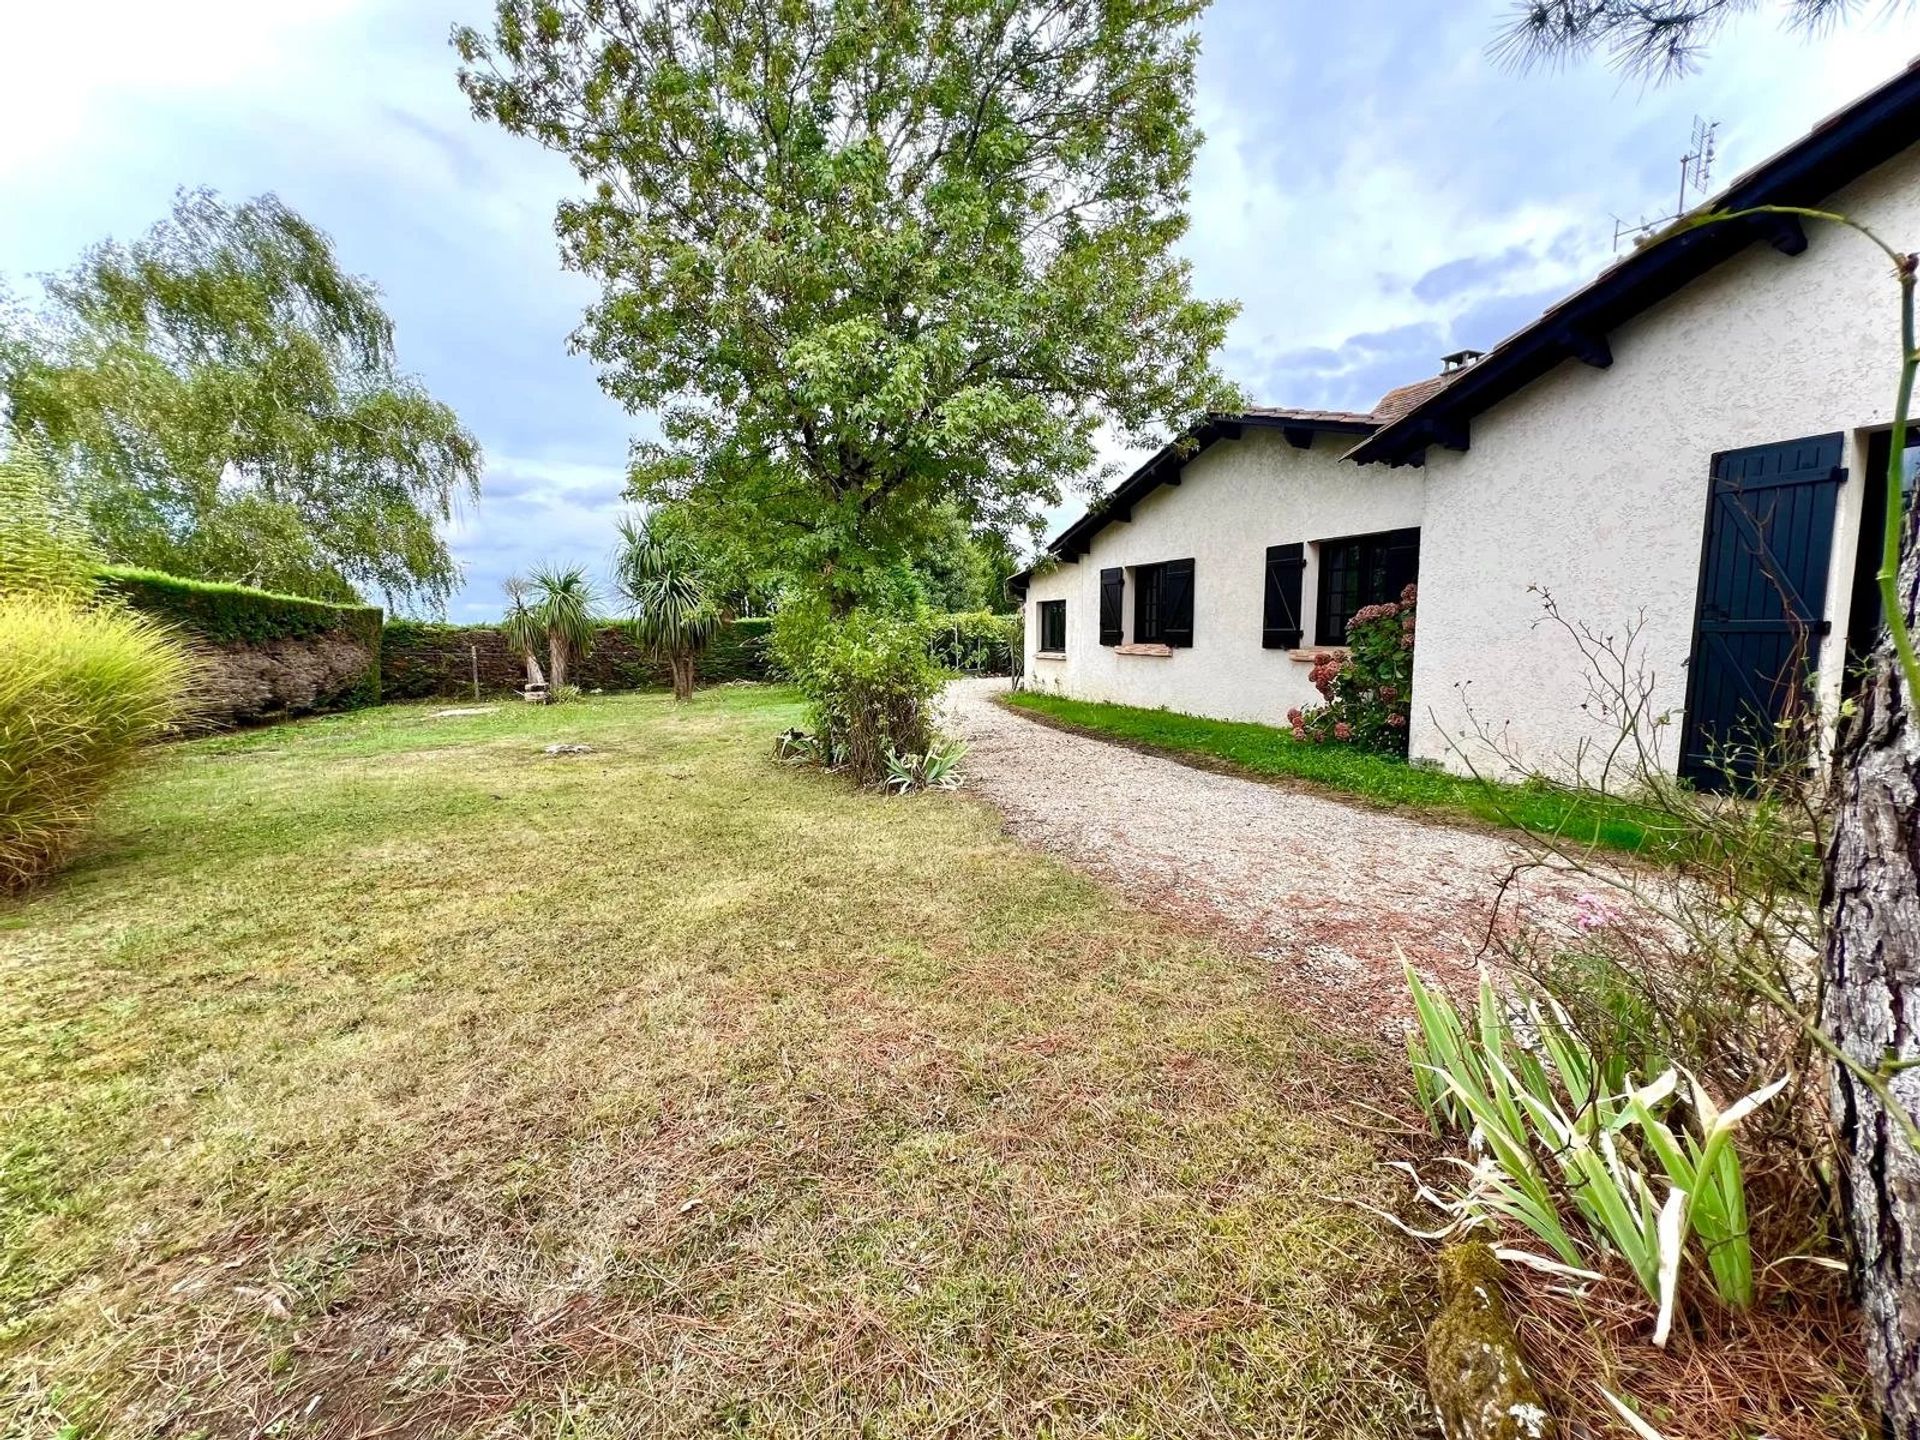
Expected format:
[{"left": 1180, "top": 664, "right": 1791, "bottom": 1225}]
[{"left": 1612, "top": 115, "right": 1720, "bottom": 252}]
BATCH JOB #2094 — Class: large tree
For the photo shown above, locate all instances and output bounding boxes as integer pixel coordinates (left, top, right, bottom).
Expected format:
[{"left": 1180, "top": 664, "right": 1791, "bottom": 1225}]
[
  {"left": 1, "top": 190, "right": 480, "bottom": 608},
  {"left": 454, "top": 0, "right": 1237, "bottom": 613}
]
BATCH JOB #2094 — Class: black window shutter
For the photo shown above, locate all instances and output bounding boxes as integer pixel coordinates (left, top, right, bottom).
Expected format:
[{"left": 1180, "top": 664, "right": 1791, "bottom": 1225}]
[
  {"left": 1263, "top": 543, "right": 1305, "bottom": 649},
  {"left": 1161, "top": 558, "right": 1195, "bottom": 647},
  {"left": 1382, "top": 528, "right": 1421, "bottom": 602},
  {"left": 1099, "top": 568, "right": 1124, "bottom": 645}
]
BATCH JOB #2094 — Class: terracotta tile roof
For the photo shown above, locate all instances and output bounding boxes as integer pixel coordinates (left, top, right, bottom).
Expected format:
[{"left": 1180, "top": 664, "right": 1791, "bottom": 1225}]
[
  {"left": 1233, "top": 403, "right": 1381, "bottom": 427},
  {"left": 1370, "top": 372, "right": 1460, "bottom": 423}
]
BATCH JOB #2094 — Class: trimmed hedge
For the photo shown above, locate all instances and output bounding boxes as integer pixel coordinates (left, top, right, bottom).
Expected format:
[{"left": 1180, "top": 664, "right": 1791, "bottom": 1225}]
[
  {"left": 99, "top": 565, "right": 383, "bottom": 718},
  {"left": 381, "top": 616, "right": 776, "bottom": 700},
  {"left": 97, "top": 566, "right": 383, "bottom": 650}
]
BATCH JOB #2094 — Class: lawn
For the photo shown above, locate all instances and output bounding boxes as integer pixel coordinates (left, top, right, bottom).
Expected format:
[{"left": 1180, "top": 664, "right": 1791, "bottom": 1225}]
[
  {"left": 1005, "top": 690, "right": 1677, "bottom": 858},
  {"left": 1, "top": 686, "right": 1425, "bottom": 1438}
]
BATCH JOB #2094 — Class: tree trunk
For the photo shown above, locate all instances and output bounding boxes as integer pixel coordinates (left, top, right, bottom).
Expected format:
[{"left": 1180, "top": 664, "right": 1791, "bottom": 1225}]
[
  {"left": 550, "top": 633, "right": 569, "bottom": 691},
  {"left": 671, "top": 654, "right": 695, "bottom": 701},
  {"left": 524, "top": 651, "right": 547, "bottom": 688},
  {"left": 1824, "top": 541, "right": 1920, "bottom": 1437}
]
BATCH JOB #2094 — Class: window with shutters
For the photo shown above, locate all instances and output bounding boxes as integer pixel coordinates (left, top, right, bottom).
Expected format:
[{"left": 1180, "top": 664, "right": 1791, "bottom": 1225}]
[
  {"left": 1132, "top": 558, "right": 1194, "bottom": 647},
  {"left": 1036, "top": 599, "right": 1067, "bottom": 654},
  {"left": 1314, "top": 528, "right": 1419, "bottom": 646}
]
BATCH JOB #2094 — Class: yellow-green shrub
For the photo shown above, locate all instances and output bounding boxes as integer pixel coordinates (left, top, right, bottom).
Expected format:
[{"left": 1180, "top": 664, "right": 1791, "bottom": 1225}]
[{"left": 0, "top": 598, "right": 192, "bottom": 890}]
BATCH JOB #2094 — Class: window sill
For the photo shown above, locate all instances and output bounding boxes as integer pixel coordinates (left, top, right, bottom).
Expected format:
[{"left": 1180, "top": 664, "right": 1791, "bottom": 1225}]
[
  {"left": 1033, "top": 650, "right": 1067, "bottom": 661},
  {"left": 1115, "top": 642, "right": 1174, "bottom": 657},
  {"left": 1289, "top": 646, "right": 1349, "bottom": 663}
]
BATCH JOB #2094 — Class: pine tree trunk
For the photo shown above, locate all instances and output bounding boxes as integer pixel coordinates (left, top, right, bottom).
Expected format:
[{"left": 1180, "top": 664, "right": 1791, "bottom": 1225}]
[{"left": 1823, "top": 545, "right": 1920, "bottom": 1437}]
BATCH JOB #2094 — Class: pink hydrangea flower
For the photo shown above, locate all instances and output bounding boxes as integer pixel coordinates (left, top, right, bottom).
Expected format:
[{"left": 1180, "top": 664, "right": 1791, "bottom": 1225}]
[{"left": 1333, "top": 721, "right": 1352, "bottom": 741}]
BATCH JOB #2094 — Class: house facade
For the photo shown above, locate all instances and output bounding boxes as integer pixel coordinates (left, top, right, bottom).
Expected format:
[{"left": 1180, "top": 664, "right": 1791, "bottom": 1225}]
[{"left": 1013, "top": 59, "right": 1920, "bottom": 789}]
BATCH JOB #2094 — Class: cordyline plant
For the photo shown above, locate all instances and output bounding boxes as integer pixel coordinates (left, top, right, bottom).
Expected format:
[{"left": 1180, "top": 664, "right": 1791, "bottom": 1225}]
[
  {"left": 613, "top": 512, "right": 717, "bottom": 701},
  {"left": 501, "top": 576, "right": 547, "bottom": 690},
  {"left": 529, "top": 564, "right": 597, "bottom": 692},
  {"left": 453, "top": 0, "right": 1239, "bottom": 614}
]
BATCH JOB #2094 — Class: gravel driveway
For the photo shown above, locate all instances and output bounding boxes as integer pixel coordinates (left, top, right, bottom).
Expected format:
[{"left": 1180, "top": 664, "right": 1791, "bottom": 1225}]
[{"left": 945, "top": 678, "right": 1601, "bottom": 1031}]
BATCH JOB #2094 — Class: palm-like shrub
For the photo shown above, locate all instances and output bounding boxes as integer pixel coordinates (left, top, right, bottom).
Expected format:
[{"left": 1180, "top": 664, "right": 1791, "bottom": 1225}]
[
  {"left": 529, "top": 564, "right": 597, "bottom": 691},
  {"left": 501, "top": 576, "right": 548, "bottom": 689},
  {"left": 613, "top": 513, "right": 716, "bottom": 701}
]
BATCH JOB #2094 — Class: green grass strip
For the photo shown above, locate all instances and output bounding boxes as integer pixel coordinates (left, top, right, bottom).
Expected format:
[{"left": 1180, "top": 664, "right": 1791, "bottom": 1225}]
[{"left": 1003, "top": 690, "right": 1681, "bottom": 859}]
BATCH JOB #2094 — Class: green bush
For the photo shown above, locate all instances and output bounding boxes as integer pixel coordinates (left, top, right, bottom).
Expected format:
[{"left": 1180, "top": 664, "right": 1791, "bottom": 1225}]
[
  {"left": 923, "top": 610, "right": 1021, "bottom": 674},
  {"left": 0, "top": 598, "right": 193, "bottom": 890},
  {"left": 773, "top": 605, "right": 945, "bottom": 784},
  {"left": 95, "top": 565, "right": 383, "bottom": 649},
  {"left": 1288, "top": 585, "right": 1415, "bottom": 756}
]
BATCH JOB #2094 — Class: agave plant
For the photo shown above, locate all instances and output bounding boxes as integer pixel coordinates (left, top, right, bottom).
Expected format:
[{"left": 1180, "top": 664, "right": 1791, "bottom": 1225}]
[
  {"left": 528, "top": 564, "right": 597, "bottom": 692},
  {"left": 612, "top": 512, "right": 715, "bottom": 701},
  {"left": 501, "top": 576, "right": 547, "bottom": 690},
  {"left": 883, "top": 739, "right": 967, "bottom": 794}
]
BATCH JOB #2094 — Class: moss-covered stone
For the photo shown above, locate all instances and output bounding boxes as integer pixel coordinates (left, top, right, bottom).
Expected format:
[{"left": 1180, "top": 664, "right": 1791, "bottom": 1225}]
[{"left": 1427, "top": 1242, "right": 1555, "bottom": 1440}]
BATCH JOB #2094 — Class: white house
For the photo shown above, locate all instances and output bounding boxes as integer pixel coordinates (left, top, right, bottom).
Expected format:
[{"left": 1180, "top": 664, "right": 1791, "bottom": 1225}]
[{"left": 1012, "top": 58, "right": 1920, "bottom": 791}]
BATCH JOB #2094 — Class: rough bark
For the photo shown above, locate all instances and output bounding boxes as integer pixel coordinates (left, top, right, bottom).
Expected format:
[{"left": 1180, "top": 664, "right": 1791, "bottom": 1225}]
[{"left": 1824, "top": 540, "right": 1920, "bottom": 1438}]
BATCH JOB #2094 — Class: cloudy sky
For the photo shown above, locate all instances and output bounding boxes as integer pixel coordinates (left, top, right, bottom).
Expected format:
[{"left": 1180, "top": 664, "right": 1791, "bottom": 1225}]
[{"left": 4, "top": 2, "right": 1918, "bottom": 620}]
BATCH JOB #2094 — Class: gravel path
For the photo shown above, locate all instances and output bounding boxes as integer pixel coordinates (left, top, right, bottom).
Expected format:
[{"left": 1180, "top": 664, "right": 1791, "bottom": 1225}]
[{"left": 945, "top": 678, "right": 1602, "bottom": 1033}]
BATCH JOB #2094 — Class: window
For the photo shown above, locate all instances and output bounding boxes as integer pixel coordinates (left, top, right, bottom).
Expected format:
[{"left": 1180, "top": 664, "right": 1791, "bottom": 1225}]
[
  {"left": 1037, "top": 599, "right": 1067, "bottom": 653},
  {"left": 1315, "top": 528, "right": 1418, "bottom": 646},
  {"left": 1132, "top": 558, "right": 1195, "bottom": 647}
]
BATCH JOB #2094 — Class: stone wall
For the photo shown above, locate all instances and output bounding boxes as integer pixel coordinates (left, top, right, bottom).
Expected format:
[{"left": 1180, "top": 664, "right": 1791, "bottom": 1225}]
[{"left": 381, "top": 618, "right": 775, "bottom": 700}]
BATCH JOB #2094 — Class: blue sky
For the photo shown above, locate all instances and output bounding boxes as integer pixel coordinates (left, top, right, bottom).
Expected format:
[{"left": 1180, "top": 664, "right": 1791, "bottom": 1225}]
[{"left": 4, "top": 2, "right": 1918, "bottom": 620}]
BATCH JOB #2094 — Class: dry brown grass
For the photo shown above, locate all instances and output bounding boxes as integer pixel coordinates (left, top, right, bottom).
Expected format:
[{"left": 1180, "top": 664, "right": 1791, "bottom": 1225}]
[{"left": 1, "top": 687, "right": 1426, "bottom": 1438}]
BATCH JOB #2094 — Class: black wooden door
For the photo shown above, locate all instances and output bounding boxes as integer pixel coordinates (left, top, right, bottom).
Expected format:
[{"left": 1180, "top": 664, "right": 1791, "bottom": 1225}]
[{"left": 1680, "top": 433, "right": 1845, "bottom": 790}]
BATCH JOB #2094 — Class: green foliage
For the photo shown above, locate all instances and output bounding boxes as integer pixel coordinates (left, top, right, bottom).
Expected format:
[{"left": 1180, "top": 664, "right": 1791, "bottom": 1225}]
[
  {"left": 1288, "top": 585, "right": 1415, "bottom": 756},
  {"left": 1, "top": 189, "right": 480, "bottom": 607},
  {"left": 501, "top": 576, "right": 547, "bottom": 687},
  {"left": 924, "top": 610, "right": 1021, "bottom": 675},
  {"left": 884, "top": 738, "right": 967, "bottom": 794},
  {"left": 614, "top": 511, "right": 718, "bottom": 699},
  {"left": 1007, "top": 690, "right": 1678, "bottom": 857},
  {"left": 0, "top": 435, "right": 100, "bottom": 602},
  {"left": 773, "top": 603, "right": 945, "bottom": 784},
  {"left": 1406, "top": 969, "right": 1784, "bottom": 1337},
  {"left": 96, "top": 565, "right": 381, "bottom": 652},
  {"left": 0, "top": 597, "right": 192, "bottom": 889},
  {"left": 456, "top": 0, "right": 1238, "bottom": 612},
  {"left": 529, "top": 564, "right": 598, "bottom": 690}
]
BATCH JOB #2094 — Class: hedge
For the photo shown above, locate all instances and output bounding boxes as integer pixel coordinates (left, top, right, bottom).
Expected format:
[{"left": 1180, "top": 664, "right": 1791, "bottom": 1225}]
[
  {"left": 380, "top": 616, "right": 776, "bottom": 700},
  {"left": 96, "top": 566, "right": 383, "bottom": 649},
  {"left": 98, "top": 565, "right": 383, "bottom": 714}
]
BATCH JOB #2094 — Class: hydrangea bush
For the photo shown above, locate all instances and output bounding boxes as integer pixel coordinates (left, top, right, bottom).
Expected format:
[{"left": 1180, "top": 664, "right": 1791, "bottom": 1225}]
[{"left": 1287, "top": 584, "right": 1416, "bottom": 756}]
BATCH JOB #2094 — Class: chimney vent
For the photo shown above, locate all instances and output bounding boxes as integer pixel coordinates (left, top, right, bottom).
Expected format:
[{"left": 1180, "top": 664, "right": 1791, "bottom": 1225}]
[{"left": 1441, "top": 349, "right": 1484, "bottom": 373}]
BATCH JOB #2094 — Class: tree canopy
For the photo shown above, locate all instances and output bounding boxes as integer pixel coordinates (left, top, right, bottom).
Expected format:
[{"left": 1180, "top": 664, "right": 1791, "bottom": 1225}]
[
  {"left": 455, "top": 0, "right": 1238, "bottom": 611},
  {"left": 1, "top": 190, "right": 481, "bottom": 609}
]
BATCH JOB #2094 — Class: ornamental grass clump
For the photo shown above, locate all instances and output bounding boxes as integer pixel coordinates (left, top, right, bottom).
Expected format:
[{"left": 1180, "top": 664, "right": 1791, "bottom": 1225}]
[
  {"left": 1288, "top": 584, "right": 1415, "bottom": 755},
  {"left": 0, "top": 599, "right": 192, "bottom": 889},
  {"left": 0, "top": 434, "right": 193, "bottom": 888}
]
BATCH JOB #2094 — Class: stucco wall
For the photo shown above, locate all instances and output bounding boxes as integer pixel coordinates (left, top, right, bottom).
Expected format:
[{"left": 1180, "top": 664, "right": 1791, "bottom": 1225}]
[
  {"left": 1406, "top": 146, "right": 1920, "bottom": 782},
  {"left": 1023, "top": 427, "right": 1425, "bottom": 725}
]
